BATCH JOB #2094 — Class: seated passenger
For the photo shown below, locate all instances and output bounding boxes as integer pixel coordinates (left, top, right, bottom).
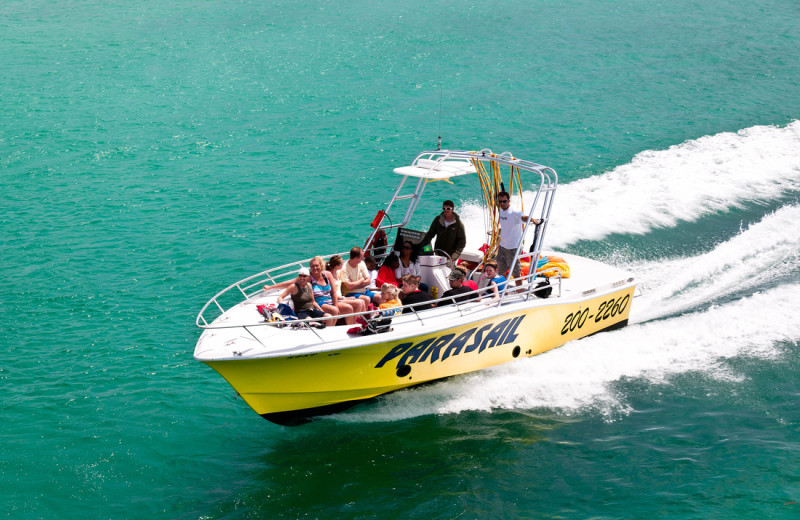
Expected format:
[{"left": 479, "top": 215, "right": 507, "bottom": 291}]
[
  {"left": 394, "top": 240, "right": 429, "bottom": 292},
  {"left": 395, "top": 240, "right": 421, "bottom": 279},
  {"left": 278, "top": 267, "right": 331, "bottom": 325},
  {"left": 364, "top": 255, "right": 379, "bottom": 287},
  {"left": 454, "top": 264, "right": 479, "bottom": 291},
  {"left": 439, "top": 268, "right": 474, "bottom": 306},
  {"left": 309, "top": 256, "right": 361, "bottom": 326},
  {"left": 347, "top": 283, "right": 399, "bottom": 336},
  {"left": 308, "top": 256, "right": 341, "bottom": 325},
  {"left": 458, "top": 259, "right": 480, "bottom": 273},
  {"left": 339, "top": 247, "right": 382, "bottom": 306},
  {"left": 477, "top": 260, "right": 506, "bottom": 302},
  {"left": 326, "top": 255, "right": 367, "bottom": 317},
  {"left": 377, "top": 253, "right": 400, "bottom": 288},
  {"left": 400, "top": 274, "right": 432, "bottom": 313},
  {"left": 377, "top": 284, "right": 402, "bottom": 317}
]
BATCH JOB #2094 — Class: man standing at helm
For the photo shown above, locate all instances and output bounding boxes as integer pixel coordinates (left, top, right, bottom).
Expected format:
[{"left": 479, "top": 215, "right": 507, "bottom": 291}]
[
  {"left": 496, "top": 191, "right": 539, "bottom": 286},
  {"left": 420, "top": 199, "right": 467, "bottom": 265}
]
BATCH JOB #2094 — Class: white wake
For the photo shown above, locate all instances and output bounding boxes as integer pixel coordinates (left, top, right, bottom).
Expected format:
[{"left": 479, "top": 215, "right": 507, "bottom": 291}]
[
  {"left": 333, "top": 282, "right": 800, "bottom": 423},
  {"left": 630, "top": 204, "right": 800, "bottom": 322}
]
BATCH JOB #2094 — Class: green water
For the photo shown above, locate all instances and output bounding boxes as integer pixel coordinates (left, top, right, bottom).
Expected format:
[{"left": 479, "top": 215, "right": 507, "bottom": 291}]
[{"left": 3, "top": 0, "right": 800, "bottom": 518}]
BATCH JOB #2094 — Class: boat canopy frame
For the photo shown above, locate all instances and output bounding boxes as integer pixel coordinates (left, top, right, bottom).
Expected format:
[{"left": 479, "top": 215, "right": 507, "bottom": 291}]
[{"left": 364, "top": 149, "right": 558, "bottom": 300}]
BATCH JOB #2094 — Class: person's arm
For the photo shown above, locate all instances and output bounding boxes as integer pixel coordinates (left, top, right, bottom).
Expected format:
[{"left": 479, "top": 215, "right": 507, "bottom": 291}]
[
  {"left": 488, "top": 282, "right": 499, "bottom": 301},
  {"left": 278, "top": 283, "right": 297, "bottom": 302},
  {"left": 326, "top": 271, "right": 338, "bottom": 306},
  {"left": 337, "top": 269, "right": 353, "bottom": 292},
  {"left": 420, "top": 216, "right": 439, "bottom": 247},
  {"left": 452, "top": 222, "right": 467, "bottom": 260},
  {"left": 357, "top": 262, "right": 371, "bottom": 288},
  {"left": 342, "top": 265, "right": 369, "bottom": 290},
  {"left": 263, "top": 279, "right": 294, "bottom": 292},
  {"left": 340, "top": 267, "right": 363, "bottom": 291}
]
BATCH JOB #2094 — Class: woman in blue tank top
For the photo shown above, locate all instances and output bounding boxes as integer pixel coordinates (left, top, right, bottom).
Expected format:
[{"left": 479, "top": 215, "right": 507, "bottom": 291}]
[{"left": 309, "top": 256, "right": 359, "bottom": 325}]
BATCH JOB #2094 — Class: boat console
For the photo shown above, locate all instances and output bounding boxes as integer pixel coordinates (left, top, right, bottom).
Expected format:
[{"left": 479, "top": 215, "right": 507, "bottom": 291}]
[{"left": 418, "top": 255, "right": 450, "bottom": 300}]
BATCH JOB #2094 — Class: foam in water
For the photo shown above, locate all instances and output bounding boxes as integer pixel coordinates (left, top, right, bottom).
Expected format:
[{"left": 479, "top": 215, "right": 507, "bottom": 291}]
[
  {"left": 333, "top": 283, "right": 800, "bottom": 423},
  {"left": 457, "top": 121, "right": 800, "bottom": 250},
  {"left": 631, "top": 203, "right": 800, "bottom": 322}
]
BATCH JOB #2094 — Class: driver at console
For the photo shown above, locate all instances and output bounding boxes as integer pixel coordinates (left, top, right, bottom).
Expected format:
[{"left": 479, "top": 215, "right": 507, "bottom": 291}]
[{"left": 420, "top": 199, "right": 466, "bottom": 264}]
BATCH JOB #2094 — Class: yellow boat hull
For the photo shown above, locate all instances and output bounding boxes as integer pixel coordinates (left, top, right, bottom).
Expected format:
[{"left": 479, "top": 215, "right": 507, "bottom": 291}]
[{"left": 203, "top": 286, "right": 634, "bottom": 424}]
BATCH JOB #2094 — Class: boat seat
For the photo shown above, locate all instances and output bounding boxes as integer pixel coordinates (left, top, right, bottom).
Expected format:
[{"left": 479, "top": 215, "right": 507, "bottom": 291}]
[{"left": 458, "top": 250, "right": 483, "bottom": 264}]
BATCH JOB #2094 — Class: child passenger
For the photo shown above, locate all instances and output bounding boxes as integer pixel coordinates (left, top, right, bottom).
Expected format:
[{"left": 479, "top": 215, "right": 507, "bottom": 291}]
[
  {"left": 377, "top": 284, "right": 402, "bottom": 317},
  {"left": 400, "top": 275, "right": 432, "bottom": 313},
  {"left": 346, "top": 283, "right": 401, "bottom": 336},
  {"left": 478, "top": 260, "right": 506, "bottom": 301}
]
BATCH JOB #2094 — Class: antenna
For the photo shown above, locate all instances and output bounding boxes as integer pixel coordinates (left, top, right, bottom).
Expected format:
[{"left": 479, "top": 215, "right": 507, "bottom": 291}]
[{"left": 437, "top": 85, "right": 443, "bottom": 150}]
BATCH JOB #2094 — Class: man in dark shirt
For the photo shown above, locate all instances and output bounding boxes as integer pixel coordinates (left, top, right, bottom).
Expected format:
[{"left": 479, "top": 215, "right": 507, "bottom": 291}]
[
  {"left": 439, "top": 269, "right": 473, "bottom": 306},
  {"left": 420, "top": 200, "right": 467, "bottom": 264}
]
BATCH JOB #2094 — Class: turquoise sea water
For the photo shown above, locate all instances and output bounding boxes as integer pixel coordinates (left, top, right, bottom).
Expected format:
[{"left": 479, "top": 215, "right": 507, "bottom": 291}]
[{"left": 3, "top": 0, "right": 800, "bottom": 518}]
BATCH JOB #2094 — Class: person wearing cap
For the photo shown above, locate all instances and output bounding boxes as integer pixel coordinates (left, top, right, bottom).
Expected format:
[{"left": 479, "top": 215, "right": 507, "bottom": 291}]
[
  {"left": 439, "top": 268, "right": 473, "bottom": 306},
  {"left": 420, "top": 199, "right": 467, "bottom": 264},
  {"left": 454, "top": 264, "right": 479, "bottom": 291},
  {"left": 278, "top": 267, "right": 333, "bottom": 325}
]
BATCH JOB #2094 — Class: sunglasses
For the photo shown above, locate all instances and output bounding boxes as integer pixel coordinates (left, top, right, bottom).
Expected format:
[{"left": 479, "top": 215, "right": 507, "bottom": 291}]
[
  {"left": 442, "top": 206, "right": 453, "bottom": 210},
  {"left": 403, "top": 245, "right": 412, "bottom": 250},
  {"left": 498, "top": 199, "right": 509, "bottom": 203}
]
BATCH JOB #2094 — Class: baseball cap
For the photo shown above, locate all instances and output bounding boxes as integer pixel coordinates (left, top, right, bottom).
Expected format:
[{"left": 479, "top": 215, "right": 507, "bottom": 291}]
[{"left": 448, "top": 270, "right": 464, "bottom": 280}]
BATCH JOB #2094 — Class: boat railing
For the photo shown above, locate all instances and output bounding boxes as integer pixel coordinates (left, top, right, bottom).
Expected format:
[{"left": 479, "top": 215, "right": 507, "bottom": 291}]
[
  {"left": 197, "top": 259, "right": 563, "bottom": 335},
  {"left": 399, "top": 268, "right": 562, "bottom": 325},
  {"left": 195, "top": 251, "right": 353, "bottom": 327}
]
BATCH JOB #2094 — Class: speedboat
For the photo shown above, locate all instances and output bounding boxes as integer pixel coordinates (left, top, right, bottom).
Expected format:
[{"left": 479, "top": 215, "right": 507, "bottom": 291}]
[{"left": 194, "top": 149, "right": 638, "bottom": 425}]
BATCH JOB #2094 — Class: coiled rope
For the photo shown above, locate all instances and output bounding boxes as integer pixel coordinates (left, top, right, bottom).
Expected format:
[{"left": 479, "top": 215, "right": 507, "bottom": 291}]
[{"left": 471, "top": 154, "right": 525, "bottom": 263}]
